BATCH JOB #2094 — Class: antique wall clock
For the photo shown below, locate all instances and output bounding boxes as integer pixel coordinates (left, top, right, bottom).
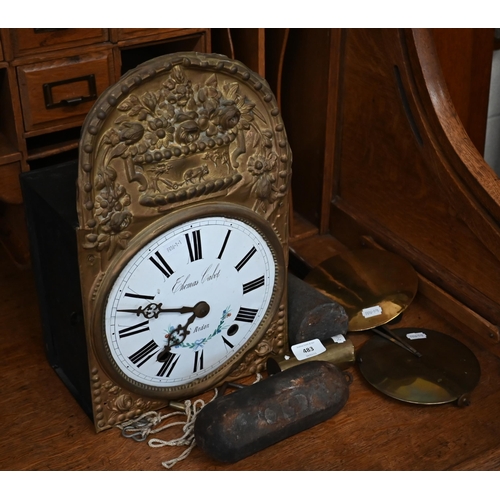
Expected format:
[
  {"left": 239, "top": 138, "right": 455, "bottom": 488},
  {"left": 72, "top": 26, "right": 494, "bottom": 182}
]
[{"left": 77, "top": 52, "right": 292, "bottom": 431}]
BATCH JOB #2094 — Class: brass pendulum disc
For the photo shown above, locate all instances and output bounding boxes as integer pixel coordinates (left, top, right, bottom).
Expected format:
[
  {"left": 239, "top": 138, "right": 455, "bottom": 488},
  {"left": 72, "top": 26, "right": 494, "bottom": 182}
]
[
  {"left": 304, "top": 249, "right": 418, "bottom": 331},
  {"left": 357, "top": 328, "right": 481, "bottom": 405}
]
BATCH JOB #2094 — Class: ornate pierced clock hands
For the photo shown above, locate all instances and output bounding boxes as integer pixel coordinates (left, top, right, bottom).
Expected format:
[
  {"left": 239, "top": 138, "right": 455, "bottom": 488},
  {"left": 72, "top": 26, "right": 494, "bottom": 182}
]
[
  {"left": 118, "top": 300, "right": 210, "bottom": 362},
  {"left": 157, "top": 301, "right": 210, "bottom": 362},
  {"left": 118, "top": 301, "right": 209, "bottom": 320}
]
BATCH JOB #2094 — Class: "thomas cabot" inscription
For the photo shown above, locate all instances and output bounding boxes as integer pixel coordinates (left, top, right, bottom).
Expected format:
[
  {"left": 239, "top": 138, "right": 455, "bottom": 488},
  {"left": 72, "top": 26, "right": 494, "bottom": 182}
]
[{"left": 172, "top": 263, "right": 221, "bottom": 294}]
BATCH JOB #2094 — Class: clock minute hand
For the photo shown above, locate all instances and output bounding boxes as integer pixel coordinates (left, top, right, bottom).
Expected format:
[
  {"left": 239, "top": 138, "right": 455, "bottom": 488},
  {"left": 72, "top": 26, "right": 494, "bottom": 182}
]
[
  {"left": 117, "top": 303, "right": 199, "bottom": 319},
  {"left": 161, "top": 302, "right": 210, "bottom": 318}
]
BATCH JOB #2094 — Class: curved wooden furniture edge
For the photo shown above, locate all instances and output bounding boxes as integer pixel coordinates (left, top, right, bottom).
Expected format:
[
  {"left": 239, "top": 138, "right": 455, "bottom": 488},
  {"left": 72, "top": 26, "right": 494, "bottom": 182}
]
[{"left": 405, "top": 29, "right": 500, "bottom": 261}]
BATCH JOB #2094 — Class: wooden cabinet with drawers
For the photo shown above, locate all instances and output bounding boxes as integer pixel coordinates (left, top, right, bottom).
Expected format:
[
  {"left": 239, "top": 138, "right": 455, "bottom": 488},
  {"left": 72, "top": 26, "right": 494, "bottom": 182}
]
[
  {"left": 0, "top": 28, "right": 210, "bottom": 265},
  {"left": 17, "top": 48, "right": 115, "bottom": 132},
  {"left": 2, "top": 28, "right": 109, "bottom": 60}
]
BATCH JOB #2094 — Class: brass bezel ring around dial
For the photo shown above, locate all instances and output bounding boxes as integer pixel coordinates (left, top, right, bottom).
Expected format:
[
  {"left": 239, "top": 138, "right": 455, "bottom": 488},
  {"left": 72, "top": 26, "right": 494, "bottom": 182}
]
[{"left": 90, "top": 202, "right": 286, "bottom": 400}]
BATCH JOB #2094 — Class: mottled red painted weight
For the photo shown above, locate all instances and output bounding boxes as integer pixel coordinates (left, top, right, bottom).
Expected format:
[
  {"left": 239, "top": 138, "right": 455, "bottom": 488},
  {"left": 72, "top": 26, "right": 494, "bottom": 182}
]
[{"left": 194, "top": 361, "right": 350, "bottom": 463}]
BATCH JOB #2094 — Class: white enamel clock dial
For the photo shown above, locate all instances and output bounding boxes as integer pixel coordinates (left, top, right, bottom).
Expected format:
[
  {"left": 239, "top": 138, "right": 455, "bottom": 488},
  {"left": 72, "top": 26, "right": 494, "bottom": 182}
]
[{"left": 103, "top": 214, "right": 277, "bottom": 393}]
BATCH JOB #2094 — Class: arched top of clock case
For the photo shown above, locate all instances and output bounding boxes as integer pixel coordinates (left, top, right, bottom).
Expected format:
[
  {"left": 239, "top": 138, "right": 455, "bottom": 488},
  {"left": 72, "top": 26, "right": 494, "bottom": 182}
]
[{"left": 77, "top": 51, "right": 292, "bottom": 257}]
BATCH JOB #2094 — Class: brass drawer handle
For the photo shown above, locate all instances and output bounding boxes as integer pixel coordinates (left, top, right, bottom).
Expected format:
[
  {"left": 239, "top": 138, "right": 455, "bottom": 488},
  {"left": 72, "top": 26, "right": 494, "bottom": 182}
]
[{"left": 43, "top": 74, "right": 97, "bottom": 109}]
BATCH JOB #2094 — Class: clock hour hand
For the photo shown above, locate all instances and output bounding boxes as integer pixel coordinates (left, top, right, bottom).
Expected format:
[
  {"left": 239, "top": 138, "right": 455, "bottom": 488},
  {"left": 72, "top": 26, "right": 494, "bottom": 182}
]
[
  {"left": 157, "top": 301, "right": 210, "bottom": 362},
  {"left": 118, "top": 302, "right": 208, "bottom": 319}
]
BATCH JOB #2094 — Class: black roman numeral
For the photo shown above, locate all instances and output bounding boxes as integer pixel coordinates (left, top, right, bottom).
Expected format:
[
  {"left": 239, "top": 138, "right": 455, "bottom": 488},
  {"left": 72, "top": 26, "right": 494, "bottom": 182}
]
[
  {"left": 235, "top": 307, "right": 258, "bottom": 323},
  {"left": 235, "top": 247, "right": 256, "bottom": 271},
  {"left": 242, "top": 276, "right": 265, "bottom": 294},
  {"left": 124, "top": 292, "right": 155, "bottom": 300},
  {"left": 129, "top": 340, "right": 159, "bottom": 367},
  {"left": 222, "top": 336, "right": 234, "bottom": 349},
  {"left": 157, "top": 351, "right": 180, "bottom": 377},
  {"left": 118, "top": 320, "right": 150, "bottom": 338},
  {"left": 185, "top": 230, "right": 202, "bottom": 262},
  {"left": 193, "top": 349, "right": 204, "bottom": 372},
  {"left": 217, "top": 229, "right": 231, "bottom": 259},
  {"left": 149, "top": 251, "right": 174, "bottom": 278}
]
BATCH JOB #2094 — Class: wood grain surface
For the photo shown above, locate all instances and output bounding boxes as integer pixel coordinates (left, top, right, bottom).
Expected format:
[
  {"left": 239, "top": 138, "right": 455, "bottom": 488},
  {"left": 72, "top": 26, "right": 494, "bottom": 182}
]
[{"left": 2, "top": 242, "right": 500, "bottom": 472}]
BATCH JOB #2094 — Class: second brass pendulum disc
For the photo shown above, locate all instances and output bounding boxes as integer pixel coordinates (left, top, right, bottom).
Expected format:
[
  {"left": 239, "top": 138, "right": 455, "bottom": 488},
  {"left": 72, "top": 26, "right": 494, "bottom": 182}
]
[
  {"left": 305, "top": 249, "right": 418, "bottom": 331},
  {"left": 357, "top": 328, "right": 481, "bottom": 405}
]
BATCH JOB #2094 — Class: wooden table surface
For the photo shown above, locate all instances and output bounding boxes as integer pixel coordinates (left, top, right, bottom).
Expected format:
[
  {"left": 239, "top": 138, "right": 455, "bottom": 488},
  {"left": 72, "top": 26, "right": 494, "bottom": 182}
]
[{"left": 2, "top": 243, "right": 500, "bottom": 473}]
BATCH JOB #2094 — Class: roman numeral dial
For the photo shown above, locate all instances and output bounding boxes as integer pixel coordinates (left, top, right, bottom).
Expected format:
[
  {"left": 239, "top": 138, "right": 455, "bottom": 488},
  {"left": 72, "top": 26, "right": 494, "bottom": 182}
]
[
  {"left": 185, "top": 230, "right": 202, "bottom": 262},
  {"left": 235, "top": 247, "right": 256, "bottom": 272},
  {"left": 118, "top": 320, "right": 150, "bottom": 338},
  {"left": 243, "top": 276, "right": 265, "bottom": 294},
  {"left": 104, "top": 212, "right": 280, "bottom": 395},
  {"left": 149, "top": 251, "right": 174, "bottom": 278},
  {"left": 193, "top": 350, "right": 204, "bottom": 372},
  {"left": 217, "top": 230, "right": 231, "bottom": 259},
  {"left": 124, "top": 292, "right": 155, "bottom": 300},
  {"left": 129, "top": 340, "right": 159, "bottom": 367},
  {"left": 157, "top": 351, "right": 180, "bottom": 377},
  {"left": 235, "top": 307, "right": 259, "bottom": 323}
]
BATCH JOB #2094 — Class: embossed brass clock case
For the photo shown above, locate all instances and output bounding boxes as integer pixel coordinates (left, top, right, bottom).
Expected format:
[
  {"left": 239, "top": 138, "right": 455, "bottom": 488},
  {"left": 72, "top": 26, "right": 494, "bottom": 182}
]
[{"left": 77, "top": 52, "right": 292, "bottom": 431}]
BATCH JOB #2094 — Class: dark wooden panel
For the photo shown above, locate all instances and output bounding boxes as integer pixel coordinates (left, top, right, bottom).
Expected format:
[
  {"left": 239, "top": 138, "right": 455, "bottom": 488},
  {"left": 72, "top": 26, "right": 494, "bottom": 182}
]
[
  {"left": 432, "top": 28, "right": 494, "bottom": 155},
  {"left": 0, "top": 161, "right": 22, "bottom": 204},
  {"left": 210, "top": 28, "right": 235, "bottom": 60},
  {"left": 281, "top": 29, "right": 334, "bottom": 229},
  {"left": 229, "top": 28, "right": 265, "bottom": 77},
  {"left": 264, "top": 28, "right": 289, "bottom": 103}
]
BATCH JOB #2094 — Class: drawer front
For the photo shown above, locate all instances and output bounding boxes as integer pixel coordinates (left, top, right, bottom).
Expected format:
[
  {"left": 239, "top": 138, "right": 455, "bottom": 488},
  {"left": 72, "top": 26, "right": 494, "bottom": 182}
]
[
  {"left": 113, "top": 28, "right": 184, "bottom": 42},
  {"left": 17, "top": 50, "right": 114, "bottom": 132},
  {"left": 8, "top": 28, "right": 108, "bottom": 58}
]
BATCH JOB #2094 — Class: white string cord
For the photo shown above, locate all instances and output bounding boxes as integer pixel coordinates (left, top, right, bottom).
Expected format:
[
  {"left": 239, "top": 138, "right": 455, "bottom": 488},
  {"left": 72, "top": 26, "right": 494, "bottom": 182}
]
[
  {"left": 117, "top": 389, "right": 218, "bottom": 469},
  {"left": 117, "top": 374, "right": 262, "bottom": 469},
  {"left": 148, "top": 396, "right": 210, "bottom": 469}
]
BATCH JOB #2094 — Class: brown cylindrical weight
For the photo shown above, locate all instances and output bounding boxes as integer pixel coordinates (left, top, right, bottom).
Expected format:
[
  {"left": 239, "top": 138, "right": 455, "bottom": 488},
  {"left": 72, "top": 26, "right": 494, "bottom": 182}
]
[{"left": 194, "top": 361, "right": 350, "bottom": 463}]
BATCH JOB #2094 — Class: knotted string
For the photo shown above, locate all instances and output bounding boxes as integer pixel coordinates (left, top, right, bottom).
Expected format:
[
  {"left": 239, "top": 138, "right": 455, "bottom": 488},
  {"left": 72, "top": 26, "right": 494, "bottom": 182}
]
[
  {"left": 117, "top": 389, "right": 217, "bottom": 469},
  {"left": 117, "top": 373, "right": 262, "bottom": 469}
]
